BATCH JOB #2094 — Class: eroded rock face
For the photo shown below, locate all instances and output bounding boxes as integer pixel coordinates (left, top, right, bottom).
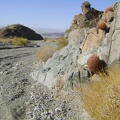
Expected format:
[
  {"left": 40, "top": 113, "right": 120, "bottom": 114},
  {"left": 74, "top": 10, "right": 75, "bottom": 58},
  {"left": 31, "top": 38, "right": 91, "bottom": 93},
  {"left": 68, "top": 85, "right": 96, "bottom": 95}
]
[
  {"left": 81, "top": 1, "right": 91, "bottom": 15},
  {"left": 97, "top": 2, "right": 120, "bottom": 64},
  {"left": 65, "top": 1, "right": 103, "bottom": 38},
  {"left": 79, "top": 28, "right": 105, "bottom": 53},
  {"left": 32, "top": 2, "right": 120, "bottom": 90},
  {"left": 32, "top": 28, "right": 90, "bottom": 89}
]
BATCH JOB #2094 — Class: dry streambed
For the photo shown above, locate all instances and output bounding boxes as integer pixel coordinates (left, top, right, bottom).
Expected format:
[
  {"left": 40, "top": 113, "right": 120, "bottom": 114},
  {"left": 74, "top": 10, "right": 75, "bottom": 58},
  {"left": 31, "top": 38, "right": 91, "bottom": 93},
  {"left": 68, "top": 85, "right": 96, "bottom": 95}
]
[{"left": 0, "top": 42, "right": 89, "bottom": 120}]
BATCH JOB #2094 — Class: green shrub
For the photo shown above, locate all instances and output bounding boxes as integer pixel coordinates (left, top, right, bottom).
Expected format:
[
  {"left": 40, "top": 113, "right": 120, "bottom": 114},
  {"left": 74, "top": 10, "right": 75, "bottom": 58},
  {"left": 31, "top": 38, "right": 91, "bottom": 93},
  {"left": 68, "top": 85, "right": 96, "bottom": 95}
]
[
  {"left": 12, "top": 36, "right": 29, "bottom": 46},
  {"left": 55, "top": 37, "right": 68, "bottom": 50}
]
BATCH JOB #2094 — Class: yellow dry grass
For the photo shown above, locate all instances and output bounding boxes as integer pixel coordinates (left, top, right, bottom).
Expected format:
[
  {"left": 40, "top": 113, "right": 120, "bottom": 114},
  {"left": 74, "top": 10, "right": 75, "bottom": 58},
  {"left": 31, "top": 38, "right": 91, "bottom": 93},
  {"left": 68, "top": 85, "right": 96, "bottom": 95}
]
[
  {"left": 56, "top": 79, "right": 64, "bottom": 92},
  {"left": 55, "top": 37, "right": 68, "bottom": 50},
  {"left": 12, "top": 36, "right": 29, "bottom": 46},
  {"left": 36, "top": 46, "right": 57, "bottom": 62},
  {"left": 82, "top": 62, "right": 120, "bottom": 120},
  {"left": 0, "top": 38, "right": 12, "bottom": 43}
]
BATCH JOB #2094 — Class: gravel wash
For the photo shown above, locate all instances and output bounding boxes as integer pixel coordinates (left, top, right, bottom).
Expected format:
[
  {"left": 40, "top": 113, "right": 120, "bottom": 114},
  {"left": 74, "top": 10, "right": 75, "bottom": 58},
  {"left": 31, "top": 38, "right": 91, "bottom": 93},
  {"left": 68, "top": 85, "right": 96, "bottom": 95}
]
[{"left": 0, "top": 44, "right": 90, "bottom": 120}]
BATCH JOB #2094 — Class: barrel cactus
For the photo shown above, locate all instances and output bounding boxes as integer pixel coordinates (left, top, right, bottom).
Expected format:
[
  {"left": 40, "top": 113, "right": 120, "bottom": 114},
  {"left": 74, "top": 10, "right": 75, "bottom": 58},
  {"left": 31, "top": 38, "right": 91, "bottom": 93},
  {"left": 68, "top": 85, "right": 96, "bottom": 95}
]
[
  {"left": 87, "top": 55, "right": 107, "bottom": 75},
  {"left": 104, "top": 7, "right": 114, "bottom": 13},
  {"left": 97, "top": 22, "right": 107, "bottom": 31}
]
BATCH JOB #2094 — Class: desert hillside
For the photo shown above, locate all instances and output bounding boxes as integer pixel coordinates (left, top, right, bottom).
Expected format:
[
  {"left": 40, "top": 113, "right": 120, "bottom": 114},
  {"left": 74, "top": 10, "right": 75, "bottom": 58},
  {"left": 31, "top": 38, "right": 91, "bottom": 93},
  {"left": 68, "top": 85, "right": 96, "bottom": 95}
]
[
  {"left": 0, "top": 1, "right": 120, "bottom": 120},
  {"left": 0, "top": 24, "right": 43, "bottom": 40}
]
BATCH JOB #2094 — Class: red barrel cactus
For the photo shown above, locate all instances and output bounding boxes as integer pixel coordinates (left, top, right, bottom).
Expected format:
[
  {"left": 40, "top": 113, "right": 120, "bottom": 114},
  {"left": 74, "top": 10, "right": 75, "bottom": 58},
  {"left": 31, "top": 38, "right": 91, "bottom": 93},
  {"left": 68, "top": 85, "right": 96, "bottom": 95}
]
[
  {"left": 87, "top": 55, "right": 107, "bottom": 75},
  {"left": 97, "top": 22, "right": 107, "bottom": 31},
  {"left": 104, "top": 7, "right": 114, "bottom": 13}
]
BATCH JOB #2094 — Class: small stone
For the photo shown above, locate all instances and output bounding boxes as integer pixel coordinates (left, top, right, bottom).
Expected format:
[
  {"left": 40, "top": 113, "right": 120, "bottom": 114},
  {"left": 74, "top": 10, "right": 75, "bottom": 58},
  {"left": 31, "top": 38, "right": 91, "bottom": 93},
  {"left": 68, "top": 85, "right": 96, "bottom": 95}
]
[
  {"left": 26, "top": 112, "right": 34, "bottom": 118},
  {"left": 0, "top": 71, "right": 3, "bottom": 75},
  {"left": 68, "top": 107, "right": 71, "bottom": 111},
  {"left": 55, "top": 108, "right": 62, "bottom": 113}
]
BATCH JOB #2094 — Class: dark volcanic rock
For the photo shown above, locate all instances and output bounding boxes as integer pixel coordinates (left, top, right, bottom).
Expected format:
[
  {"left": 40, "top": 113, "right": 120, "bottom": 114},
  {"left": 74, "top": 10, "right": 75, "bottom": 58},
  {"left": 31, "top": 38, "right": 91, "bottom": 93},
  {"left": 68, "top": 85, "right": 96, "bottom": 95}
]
[{"left": 0, "top": 24, "right": 43, "bottom": 40}]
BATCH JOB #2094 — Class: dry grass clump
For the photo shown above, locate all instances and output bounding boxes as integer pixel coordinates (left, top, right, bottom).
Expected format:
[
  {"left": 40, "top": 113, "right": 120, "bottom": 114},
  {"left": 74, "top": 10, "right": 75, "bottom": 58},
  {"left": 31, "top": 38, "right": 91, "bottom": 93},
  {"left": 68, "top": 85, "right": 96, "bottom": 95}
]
[
  {"left": 0, "top": 38, "right": 12, "bottom": 43},
  {"left": 82, "top": 62, "right": 120, "bottom": 120},
  {"left": 55, "top": 37, "right": 68, "bottom": 50},
  {"left": 36, "top": 46, "right": 57, "bottom": 62},
  {"left": 56, "top": 79, "right": 64, "bottom": 92},
  {"left": 12, "top": 36, "right": 29, "bottom": 46}
]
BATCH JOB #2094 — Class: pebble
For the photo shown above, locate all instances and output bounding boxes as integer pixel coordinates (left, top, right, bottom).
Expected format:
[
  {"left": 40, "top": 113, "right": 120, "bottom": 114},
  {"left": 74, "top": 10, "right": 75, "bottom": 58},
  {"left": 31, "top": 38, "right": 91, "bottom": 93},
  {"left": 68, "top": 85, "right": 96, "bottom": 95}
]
[{"left": 0, "top": 71, "right": 3, "bottom": 75}]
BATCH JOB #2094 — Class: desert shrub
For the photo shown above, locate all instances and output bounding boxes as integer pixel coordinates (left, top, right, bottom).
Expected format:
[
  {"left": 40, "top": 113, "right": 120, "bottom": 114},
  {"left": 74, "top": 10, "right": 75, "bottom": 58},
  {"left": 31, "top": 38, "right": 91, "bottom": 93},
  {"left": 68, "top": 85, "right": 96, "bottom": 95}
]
[
  {"left": 36, "top": 46, "right": 57, "bottom": 62},
  {"left": 55, "top": 37, "right": 68, "bottom": 50},
  {"left": 12, "top": 36, "right": 29, "bottom": 46},
  {"left": 82, "top": 62, "right": 120, "bottom": 120},
  {"left": 104, "top": 7, "right": 114, "bottom": 13},
  {"left": 0, "top": 38, "right": 12, "bottom": 44}
]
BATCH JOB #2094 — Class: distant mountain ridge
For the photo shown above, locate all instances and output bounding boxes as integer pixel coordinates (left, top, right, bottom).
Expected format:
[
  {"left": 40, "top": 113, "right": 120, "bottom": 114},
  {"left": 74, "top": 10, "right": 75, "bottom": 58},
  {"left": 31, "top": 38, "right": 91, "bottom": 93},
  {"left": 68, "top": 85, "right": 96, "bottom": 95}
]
[
  {"left": 32, "top": 27, "right": 66, "bottom": 34},
  {"left": 31, "top": 27, "right": 65, "bottom": 38},
  {"left": 41, "top": 32, "right": 65, "bottom": 38},
  {"left": 0, "top": 25, "right": 66, "bottom": 39}
]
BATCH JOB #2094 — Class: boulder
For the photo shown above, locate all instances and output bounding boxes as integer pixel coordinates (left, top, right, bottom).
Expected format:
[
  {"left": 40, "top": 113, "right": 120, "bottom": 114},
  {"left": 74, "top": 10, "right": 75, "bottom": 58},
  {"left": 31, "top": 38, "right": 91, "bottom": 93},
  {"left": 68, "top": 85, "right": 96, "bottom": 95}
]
[{"left": 81, "top": 1, "right": 91, "bottom": 15}]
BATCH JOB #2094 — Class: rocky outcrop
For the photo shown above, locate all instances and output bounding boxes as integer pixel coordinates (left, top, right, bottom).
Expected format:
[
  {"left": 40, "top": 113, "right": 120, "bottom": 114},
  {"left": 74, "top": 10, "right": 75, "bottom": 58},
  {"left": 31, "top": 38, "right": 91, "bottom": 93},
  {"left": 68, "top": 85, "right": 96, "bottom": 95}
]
[
  {"left": 96, "top": 3, "right": 120, "bottom": 64},
  {"left": 78, "top": 2, "right": 119, "bottom": 65},
  {"left": 0, "top": 24, "right": 43, "bottom": 40},
  {"left": 65, "top": 1, "right": 103, "bottom": 38},
  {"left": 32, "top": 28, "right": 91, "bottom": 89},
  {"left": 32, "top": 2, "right": 120, "bottom": 90}
]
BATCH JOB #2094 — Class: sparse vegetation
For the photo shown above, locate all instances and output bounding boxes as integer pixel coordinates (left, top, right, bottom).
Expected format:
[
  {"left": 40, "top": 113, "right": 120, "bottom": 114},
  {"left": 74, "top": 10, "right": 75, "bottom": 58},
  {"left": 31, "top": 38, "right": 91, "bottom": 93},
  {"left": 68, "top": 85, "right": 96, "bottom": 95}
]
[
  {"left": 55, "top": 37, "right": 68, "bottom": 50},
  {"left": 56, "top": 79, "right": 64, "bottom": 92},
  {"left": 12, "top": 36, "right": 29, "bottom": 46},
  {"left": 82, "top": 62, "right": 120, "bottom": 120},
  {"left": 0, "top": 38, "right": 12, "bottom": 44},
  {"left": 36, "top": 46, "right": 57, "bottom": 62}
]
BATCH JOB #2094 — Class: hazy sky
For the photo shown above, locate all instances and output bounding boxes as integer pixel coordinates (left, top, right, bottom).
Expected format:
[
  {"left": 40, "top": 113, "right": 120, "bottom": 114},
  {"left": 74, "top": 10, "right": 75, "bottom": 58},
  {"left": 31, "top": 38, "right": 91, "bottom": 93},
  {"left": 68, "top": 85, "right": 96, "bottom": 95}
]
[{"left": 0, "top": 0, "right": 117, "bottom": 29}]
